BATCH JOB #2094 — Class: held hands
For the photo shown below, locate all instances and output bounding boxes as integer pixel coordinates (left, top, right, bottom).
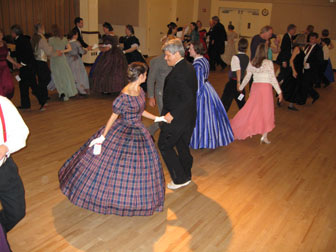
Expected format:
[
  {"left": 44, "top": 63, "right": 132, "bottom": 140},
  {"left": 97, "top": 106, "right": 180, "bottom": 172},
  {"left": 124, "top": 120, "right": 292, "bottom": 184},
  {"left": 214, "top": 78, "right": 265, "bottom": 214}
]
[
  {"left": 282, "top": 62, "right": 287, "bottom": 68},
  {"left": 278, "top": 93, "right": 284, "bottom": 103},
  {"left": 236, "top": 83, "right": 241, "bottom": 92},
  {"left": 164, "top": 113, "right": 174, "bottom": 124},
  {"left": 154, "top": 116, "right": 168, "bottom": 123},
  {"left": 56, "top": 50, "right": 63, "bottom": 56},
  {"left": 14, "top": 63, "right": 22, "bottom": 69},
  {"left": 89, "top": 135, "right": 105, "bottom": 155}
]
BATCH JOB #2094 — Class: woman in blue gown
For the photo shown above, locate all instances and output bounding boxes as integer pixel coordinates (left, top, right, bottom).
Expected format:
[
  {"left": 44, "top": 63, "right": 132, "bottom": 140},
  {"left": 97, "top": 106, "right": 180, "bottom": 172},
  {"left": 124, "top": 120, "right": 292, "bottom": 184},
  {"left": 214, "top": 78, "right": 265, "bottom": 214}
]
[{"left": 189, "top": 42, "right": 234, "bottom": 149}]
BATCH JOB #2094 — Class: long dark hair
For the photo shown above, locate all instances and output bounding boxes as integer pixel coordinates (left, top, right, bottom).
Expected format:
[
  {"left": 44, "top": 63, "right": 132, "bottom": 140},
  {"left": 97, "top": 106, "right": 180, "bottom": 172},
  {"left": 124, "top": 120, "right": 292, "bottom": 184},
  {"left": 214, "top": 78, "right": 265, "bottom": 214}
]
[
  {"left": 191, "top": 22, "right": 198, "bottom": 32},
  {"left": 167, "top": 22, "right": 177, "bottom": 36},
  {"left": 31, "top": 23, "right": 43, "bottom": 51},
  {"left": 252, "top": 43, "right": 267, "bottom": 68}
]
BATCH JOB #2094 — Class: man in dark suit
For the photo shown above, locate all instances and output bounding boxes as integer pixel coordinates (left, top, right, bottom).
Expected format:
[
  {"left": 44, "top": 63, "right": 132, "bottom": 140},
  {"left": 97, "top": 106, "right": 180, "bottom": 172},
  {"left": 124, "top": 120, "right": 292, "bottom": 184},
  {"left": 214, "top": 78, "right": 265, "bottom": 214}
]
[
  {"left": 277, "top": 24, "right": 296, "bottom": 83},
  {"left": 10, "top": 25, "right": 46, "bottom": 110},
  {"left": 303, "top": 32, "right": 323, "bottom": 104},
  {"left": 158, "top": 39, "right": 198, "bottom": 190},
  {"left": 73, "top": 17, "right": 91, "bottom": 50},
  {"left": 208, "top": 16, "right": 227, "bottom": 71}
]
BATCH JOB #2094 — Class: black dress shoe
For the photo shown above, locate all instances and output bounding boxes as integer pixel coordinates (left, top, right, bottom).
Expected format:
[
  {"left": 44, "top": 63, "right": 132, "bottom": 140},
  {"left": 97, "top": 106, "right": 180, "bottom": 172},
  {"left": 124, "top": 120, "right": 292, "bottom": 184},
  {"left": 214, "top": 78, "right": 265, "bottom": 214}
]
[
  {"left": 59, "top": 94, "right": 65, "bottom": 101},
  {"left": 277, "top": 99, "right": 281, "bottom": 107},
  {"left": 288, "top": 106, "right": 298, "bottom": 111},
  {"left": 40, "top": 101, "right": 47, "bottom": 111},
  {"left": 324, "top": 82, "right": 331, "bottom": 88},
  {"left": 312, "top": 95, "right": 319, "bottom": 104}
]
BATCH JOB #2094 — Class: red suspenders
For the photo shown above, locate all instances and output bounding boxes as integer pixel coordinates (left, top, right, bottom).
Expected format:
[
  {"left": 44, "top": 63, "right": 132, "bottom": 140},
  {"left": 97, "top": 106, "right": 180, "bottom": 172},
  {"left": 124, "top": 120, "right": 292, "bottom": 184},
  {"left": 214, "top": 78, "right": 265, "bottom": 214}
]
[{"left": 0, "top": 104, "right": 7, "bottom": 142}]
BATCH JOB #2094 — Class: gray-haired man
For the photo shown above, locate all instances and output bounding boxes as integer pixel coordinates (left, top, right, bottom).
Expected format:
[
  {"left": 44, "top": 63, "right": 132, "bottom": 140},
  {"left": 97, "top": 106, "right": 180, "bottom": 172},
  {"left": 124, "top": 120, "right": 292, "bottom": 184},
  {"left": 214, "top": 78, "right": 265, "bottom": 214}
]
[{"left": 158, "top": 39, "right": 198, "bottom": 190}]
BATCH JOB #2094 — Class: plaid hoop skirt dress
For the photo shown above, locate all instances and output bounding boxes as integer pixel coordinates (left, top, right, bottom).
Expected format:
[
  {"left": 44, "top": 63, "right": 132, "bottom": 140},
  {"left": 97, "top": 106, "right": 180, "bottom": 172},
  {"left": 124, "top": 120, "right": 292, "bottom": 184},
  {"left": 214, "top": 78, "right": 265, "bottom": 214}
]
[{"left": 58, "top": 89, "right": 165, "bottom": 216}]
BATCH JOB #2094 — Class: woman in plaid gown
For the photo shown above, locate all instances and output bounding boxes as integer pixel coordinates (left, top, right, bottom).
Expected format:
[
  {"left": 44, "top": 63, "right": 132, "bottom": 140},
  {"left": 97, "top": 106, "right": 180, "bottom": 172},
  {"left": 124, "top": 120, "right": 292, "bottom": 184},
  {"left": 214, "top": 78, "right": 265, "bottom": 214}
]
[{"left": 59, "top": 62, "right": 165, "bottom": 216}]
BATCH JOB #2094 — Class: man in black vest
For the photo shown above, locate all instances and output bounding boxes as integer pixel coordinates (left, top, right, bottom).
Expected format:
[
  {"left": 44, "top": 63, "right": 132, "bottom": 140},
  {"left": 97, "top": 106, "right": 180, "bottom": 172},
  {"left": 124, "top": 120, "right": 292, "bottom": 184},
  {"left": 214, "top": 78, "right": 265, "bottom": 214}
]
[
  {"left": 208, "top": 16, "right": 227, "bottom": 71},
  {"left": 158, "top": 39, "right": 198, "bottom": 190},
  {"left": 221, "top": 38, "right": 249, "bottom": 111}
]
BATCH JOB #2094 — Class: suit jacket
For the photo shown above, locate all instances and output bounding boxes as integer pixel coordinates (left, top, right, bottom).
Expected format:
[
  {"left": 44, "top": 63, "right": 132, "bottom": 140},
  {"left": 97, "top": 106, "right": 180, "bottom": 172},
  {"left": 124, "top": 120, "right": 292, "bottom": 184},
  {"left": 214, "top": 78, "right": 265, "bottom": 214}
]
[
  {"left": 304, "top": 44, "right": 323, "bottom": 82},
  {"left": 73, "top": 26, "right": 88, "bottom": 48},
  {"left": 14, "top": 35, "right": 35, "bottom": 66},
  {"left": 277, "top": 33, "right": 292, "bottom": 63},
  {"left": 161, "top": 59, "right": 198, "bottom": 132},
  {"left": 14, "top": 35, "right": 36, "bottom": 78},
  {"left": 147, "top": 54, "right": 172, "bottom": 98},
  {"left": 209, "top": 22, "right": 227, "bottom": 54}
]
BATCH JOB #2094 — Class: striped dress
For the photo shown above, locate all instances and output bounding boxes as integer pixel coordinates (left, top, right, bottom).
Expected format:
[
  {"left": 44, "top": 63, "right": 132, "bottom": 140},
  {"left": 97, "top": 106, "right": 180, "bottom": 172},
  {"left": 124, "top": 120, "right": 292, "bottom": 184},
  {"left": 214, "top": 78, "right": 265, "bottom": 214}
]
[
  {"left": 190, "top": 57, "right": 234, "bottom": 149},
  {"left": 58, "top": 89, "right": 165, "bottom": 216}
]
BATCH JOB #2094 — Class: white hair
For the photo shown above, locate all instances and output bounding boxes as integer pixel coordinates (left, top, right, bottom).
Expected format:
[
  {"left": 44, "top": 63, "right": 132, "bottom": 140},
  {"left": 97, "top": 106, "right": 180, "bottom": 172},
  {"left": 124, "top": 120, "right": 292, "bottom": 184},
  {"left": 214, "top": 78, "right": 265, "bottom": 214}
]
[{"left": 162, "top": 39, "right": 185, "bottom": 57}]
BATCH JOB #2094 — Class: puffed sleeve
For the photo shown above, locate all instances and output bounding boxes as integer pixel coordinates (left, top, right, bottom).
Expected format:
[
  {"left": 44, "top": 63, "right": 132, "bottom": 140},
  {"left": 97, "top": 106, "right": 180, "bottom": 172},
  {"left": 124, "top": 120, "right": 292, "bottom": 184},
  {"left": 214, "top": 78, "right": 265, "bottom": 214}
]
[{"left": 112, "top": 94, "right": 125, "bottom": 115}]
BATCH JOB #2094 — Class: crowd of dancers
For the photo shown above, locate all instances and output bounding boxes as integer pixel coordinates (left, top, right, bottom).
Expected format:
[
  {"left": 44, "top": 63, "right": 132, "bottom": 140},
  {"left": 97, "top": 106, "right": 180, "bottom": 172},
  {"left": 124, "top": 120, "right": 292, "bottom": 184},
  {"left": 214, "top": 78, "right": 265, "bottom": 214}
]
[{"left": 0, "top": 15, "right": 334, "bottom": 251}]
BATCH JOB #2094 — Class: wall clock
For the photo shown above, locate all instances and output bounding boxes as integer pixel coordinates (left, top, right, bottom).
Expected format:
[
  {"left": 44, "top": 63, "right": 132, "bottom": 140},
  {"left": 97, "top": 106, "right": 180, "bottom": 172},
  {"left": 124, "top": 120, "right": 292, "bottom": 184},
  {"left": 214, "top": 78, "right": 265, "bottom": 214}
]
[{"left": 262, "top": 8, "right": 269, "bottom": 16}]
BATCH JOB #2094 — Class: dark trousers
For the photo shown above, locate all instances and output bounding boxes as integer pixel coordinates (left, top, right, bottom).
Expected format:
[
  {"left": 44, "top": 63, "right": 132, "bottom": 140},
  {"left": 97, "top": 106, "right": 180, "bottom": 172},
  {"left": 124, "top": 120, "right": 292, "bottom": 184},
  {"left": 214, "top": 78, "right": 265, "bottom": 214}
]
[
  {"left": 320, "top": 60, "right": 330, "bottom": 86},
  {"left": 277, "top": 65, "right": 291, "bottom": 83},
  {"left": 0, "top": 158, "right": 25, "bottom": 232},
  {"left": 158, "top": 125, "right": 194, "bottom": 184},
  {"left": 19, "top": 66, "right": 44, "bottom": 108},
  {"left": 36, "top": 61, "right": 51, "bottom": 102},
  {"left": 209, "top": 47, "right": 226, "bottom": 70},
  {"left": 221, "top": 79, "right": 246, "bottom": 111},
  {"left": 303, "top": 70, "right": 319, "bottom": 102}
]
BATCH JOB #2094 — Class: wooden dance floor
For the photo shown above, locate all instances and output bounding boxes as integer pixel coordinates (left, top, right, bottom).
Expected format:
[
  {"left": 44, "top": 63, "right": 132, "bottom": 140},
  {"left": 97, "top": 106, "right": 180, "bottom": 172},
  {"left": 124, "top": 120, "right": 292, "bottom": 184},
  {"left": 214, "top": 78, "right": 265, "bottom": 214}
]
[{"left": 7, "top": 68, "right": 336, "bottom": 251}]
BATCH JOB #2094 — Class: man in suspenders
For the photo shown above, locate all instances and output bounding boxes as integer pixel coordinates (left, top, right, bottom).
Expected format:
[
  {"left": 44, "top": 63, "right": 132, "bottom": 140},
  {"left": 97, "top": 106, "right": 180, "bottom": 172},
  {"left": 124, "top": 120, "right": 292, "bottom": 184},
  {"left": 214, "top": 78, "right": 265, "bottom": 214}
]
[{"left": 0, "top": 95, "right": 29, "bottom": 249}]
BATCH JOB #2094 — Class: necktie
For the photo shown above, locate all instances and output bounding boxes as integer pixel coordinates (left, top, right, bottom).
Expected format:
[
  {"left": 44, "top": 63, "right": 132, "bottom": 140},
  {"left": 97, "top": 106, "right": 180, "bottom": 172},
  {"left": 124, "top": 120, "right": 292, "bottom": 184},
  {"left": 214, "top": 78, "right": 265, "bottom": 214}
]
[{"left": 305, "top": 45, "right": 312, "bottom": 55}]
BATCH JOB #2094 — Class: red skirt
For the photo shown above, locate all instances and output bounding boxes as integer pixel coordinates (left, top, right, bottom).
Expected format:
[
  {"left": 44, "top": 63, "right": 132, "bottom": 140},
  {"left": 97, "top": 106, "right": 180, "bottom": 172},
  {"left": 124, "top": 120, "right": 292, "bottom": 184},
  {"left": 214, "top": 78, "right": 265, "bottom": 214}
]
[
  {"left": 0, "top": 61, "right": 14, "bottom": 99},
  {"left": 231, "top": 82, "right": 275, "bottom": 140}
]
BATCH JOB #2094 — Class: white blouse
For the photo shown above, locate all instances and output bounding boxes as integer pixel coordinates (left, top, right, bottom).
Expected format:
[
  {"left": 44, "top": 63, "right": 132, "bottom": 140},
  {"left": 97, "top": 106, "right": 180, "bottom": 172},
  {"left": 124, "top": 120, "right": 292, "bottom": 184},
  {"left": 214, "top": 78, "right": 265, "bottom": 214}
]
[
  {"left": 0, "top": 96, "right": 29, "bottom": 166},
  {"left": 239, "top": 59, "right": 282, "bottom": 95}
]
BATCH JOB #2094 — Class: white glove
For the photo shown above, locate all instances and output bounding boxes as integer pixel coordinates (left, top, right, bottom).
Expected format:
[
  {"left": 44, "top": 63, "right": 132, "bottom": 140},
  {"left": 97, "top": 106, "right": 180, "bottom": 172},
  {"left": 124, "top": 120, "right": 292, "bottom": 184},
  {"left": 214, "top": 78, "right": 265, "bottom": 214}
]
[
  {"left": 154, "top": 116, "right": 168, "bottom": 123},
  {"left": 92, "top": 43, "right": 99, "bottom": 50},
  {"left": 89, "top": 135, "right": 105, "bottom": 155}
]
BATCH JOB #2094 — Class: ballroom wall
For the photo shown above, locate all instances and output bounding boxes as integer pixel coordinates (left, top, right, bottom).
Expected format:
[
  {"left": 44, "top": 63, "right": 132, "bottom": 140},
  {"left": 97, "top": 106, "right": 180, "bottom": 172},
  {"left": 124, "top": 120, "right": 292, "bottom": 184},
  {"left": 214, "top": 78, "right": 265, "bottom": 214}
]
[
  {"left": 0, "top": 0, "right": 79, "bottom": 37},
  {"left": 203, "top": 0, "right": 336, "bottom": 37}
]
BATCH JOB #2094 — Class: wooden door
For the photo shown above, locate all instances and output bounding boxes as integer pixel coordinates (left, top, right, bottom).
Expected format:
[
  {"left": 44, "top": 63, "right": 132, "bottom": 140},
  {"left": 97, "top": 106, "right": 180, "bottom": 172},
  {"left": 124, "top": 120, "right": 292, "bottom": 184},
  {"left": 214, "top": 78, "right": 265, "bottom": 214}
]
[{"left": 147, "top": 0, "right": 174, "bottom": 57}]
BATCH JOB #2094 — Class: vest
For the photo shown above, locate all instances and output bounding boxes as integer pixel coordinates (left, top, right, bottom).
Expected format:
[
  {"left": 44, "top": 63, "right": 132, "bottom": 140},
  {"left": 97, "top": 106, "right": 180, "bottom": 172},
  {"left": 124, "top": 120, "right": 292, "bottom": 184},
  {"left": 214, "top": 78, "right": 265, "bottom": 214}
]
[{"left": 231, "top": 53, "right": 249, "bottom": 80}]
